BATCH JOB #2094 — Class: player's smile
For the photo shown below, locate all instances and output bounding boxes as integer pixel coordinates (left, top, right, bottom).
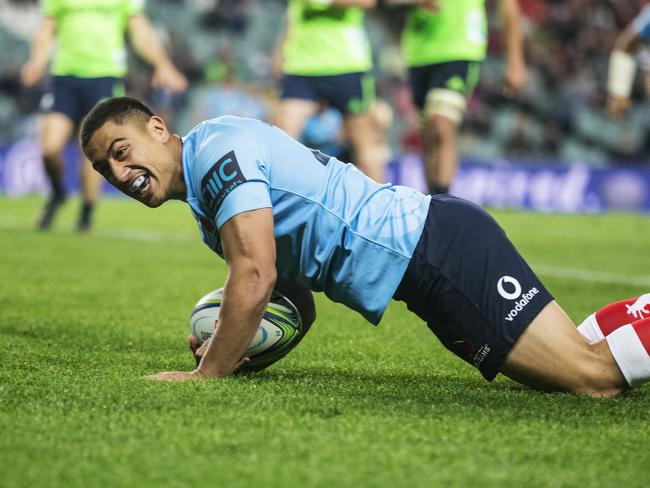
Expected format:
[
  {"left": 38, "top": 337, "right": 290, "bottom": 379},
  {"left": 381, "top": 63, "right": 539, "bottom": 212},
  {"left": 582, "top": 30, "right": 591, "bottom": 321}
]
[{"left": 126, "top": 170, "right": 152, "bottom": 202}]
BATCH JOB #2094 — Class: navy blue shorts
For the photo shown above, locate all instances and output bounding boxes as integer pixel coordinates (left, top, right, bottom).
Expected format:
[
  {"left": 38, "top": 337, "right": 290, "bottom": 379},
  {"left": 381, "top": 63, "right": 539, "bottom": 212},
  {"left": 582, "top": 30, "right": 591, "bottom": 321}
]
[
  {"left": 279, "top": 72, "right": 375, "bottom": 115},
  {"left": 42, "top": 76, "right": 124, "bottom": 124},
  {"left": 393, "top": 195, "right": 554, "bottom": 380},
  {"left": 408, "top": 61, "right": 480, "bottom": 110}
]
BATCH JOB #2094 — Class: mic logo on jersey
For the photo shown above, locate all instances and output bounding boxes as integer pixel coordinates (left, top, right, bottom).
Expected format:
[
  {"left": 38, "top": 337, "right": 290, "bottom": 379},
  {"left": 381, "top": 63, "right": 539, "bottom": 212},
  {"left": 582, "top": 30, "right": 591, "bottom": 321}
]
[
  {"left": 201, "top": 150, "right": 246, "bottom": 213},
  {"left": 497, "top": 275, "right": 539, "bottom": 322}
]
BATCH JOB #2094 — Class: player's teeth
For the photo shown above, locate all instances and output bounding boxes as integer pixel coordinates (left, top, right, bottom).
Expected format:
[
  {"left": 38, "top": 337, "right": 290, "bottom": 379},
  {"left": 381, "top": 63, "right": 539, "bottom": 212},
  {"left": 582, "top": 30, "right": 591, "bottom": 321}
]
[{"left": 131, "top": 175, "right": 145, "bottom": 192}]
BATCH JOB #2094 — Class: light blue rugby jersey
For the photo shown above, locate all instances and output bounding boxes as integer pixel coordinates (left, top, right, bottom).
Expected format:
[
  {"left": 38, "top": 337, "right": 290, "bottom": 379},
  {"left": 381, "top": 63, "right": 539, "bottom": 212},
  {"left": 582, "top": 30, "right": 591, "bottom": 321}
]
[
  {"left": 633, "top": 5, "right": 650, "bottom": 40},
  {"left": 181, "top": 116, "right": 431, "bottom": 324}
]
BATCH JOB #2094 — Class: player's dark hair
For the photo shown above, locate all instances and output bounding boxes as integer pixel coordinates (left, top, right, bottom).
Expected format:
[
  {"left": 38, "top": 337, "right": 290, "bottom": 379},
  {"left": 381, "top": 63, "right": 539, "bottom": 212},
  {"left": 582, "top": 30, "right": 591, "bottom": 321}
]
[{"left": 80, "top": 97, "right": 154, "bottom": 157}]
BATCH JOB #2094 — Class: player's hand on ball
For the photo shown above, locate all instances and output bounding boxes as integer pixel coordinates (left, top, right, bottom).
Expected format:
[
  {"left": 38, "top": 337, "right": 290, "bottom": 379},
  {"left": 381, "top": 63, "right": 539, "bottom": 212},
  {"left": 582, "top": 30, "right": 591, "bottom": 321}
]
[
  {"left": 188, "top": 334, "right": 251, "bottom": 375},
  {"left": 189, "top": 334, "right": 209, "bottom": 367}
]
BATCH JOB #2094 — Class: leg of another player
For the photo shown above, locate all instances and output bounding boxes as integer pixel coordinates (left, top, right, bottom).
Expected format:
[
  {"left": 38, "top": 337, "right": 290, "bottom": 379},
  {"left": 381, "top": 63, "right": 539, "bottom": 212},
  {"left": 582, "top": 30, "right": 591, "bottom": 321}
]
[
  {"left": 78, "top": 154, "right": 103, "bottom": 231},
  {"left": 271, "top": 98, "right": 319, "bottom": 139},
  {"left": 344, "top": 112, "right": 386, "bottom": 183},
  {"left": 500, "top": 301, "right": 630, "bottom": 397},
  {"left": 38, "top": 112, "right": 75, "bottom": 230},
  {"left": 422, "top": 113, "right": 459, "bottom": 195}
]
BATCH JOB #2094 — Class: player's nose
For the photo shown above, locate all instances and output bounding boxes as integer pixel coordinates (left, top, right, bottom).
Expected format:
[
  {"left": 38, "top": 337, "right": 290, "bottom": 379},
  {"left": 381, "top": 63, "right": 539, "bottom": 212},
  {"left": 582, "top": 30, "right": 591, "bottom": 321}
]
[{"left": 111, "top": 164, "right": 131, "bottom": 184}]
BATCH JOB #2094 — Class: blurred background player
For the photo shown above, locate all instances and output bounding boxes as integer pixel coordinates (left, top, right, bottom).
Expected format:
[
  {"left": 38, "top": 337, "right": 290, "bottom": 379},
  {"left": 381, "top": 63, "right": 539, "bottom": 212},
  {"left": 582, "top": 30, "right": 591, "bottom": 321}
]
[
  {"left": 21, "top": 0, "right": 187, "bottom": 231},
  {"left": 391, "top": 0, "right": 527, "bottom": 195},
  {"left": 606, "top": 3, "right": 650, "bottom": 120},
  {"left": 271, "top": 0, "right": 386, "bottom": 182}
]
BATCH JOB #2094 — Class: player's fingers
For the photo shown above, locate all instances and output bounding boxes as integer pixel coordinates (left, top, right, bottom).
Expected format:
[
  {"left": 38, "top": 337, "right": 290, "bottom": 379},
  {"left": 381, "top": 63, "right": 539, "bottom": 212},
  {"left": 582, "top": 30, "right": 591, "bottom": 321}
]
[
  {"left": 188, "top": 335, "right": 201, "bottom": 353},
  {"left": 196, "top": 338, "right": 211, "bottom": 357},
  {"left": 233, "top": 357, "right": 250, "bottom": 373}
]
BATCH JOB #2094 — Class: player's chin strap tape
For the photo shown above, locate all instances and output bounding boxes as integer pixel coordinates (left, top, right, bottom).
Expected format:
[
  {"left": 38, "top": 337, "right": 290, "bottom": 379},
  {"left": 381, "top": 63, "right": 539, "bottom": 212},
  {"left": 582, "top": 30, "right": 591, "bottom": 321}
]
[
  {"left": 423, "top": 89, "right": 467, "bottom": 124},
  {"left": 607, "top": 50, "right": 637, "bottom": 98}
]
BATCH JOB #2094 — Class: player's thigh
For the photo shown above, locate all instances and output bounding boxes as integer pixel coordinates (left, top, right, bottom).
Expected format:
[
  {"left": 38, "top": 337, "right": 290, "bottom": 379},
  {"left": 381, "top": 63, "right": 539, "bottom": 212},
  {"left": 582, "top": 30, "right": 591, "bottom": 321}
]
[
  {"left": 394, "top": 195, "right": 555, "bottom": 381},
  {"left": 40, "top": 112, "right": 75, "bottom": 157},
  {"left": 274, "top": 75, "right": 320, "bottom": 137},
  {"left": 272, "top": 98, "right": 319, "bottom": 138},
  {"left": 343, "top": 112, "right": 375, "bottom": 146},
  {"left": 500, "top": 301, "right": 626, "bottom": 396}
]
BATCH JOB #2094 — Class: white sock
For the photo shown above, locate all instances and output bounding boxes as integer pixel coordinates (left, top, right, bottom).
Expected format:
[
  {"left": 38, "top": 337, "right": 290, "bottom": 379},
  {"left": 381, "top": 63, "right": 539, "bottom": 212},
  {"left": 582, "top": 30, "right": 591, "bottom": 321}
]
[
  {"left": 577, "top": 313, "right": 605, "bottom": 343},
  {"left": 606, "top": 323, "right": 650, "bottom": 387}
]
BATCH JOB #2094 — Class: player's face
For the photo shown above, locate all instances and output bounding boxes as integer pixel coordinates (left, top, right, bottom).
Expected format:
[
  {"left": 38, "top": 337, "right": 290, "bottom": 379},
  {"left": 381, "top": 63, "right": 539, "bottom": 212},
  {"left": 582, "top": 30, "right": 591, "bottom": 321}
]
[{"left": 86, "top": 117, "right": 184, "bottom": 208}]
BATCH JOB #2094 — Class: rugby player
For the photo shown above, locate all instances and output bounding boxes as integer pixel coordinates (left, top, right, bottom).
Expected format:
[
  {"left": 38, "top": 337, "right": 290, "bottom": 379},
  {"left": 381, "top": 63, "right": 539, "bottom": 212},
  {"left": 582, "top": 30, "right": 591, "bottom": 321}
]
[
  {"left": 388, "top": 0, "right": 526, "bottom": 195},
  {"left": 271, "top": 0, "right": 385, "bottom": 182},
  {"left": 79, "top": 97, "right": 650, "bottom": 396},
  {"left": 21, "top": 0, "right": 187, "bottom": 231},
  {"left": 606, "top": 4, "right": 650, "bottom": 119}
]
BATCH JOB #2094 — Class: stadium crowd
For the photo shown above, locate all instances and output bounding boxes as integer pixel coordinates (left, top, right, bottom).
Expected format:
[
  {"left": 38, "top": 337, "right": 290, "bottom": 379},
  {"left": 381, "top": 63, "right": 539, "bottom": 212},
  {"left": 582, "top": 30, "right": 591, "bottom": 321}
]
[{"left": 0, "top": 0, "right": 648, "bottom": 166}]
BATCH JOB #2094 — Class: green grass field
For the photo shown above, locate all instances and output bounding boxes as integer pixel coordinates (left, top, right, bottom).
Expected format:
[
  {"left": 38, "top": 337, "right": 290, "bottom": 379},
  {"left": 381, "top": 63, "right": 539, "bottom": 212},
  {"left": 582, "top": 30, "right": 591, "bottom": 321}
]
[{"left": 1, "top": 196, "right": 650, "bottom": 488}]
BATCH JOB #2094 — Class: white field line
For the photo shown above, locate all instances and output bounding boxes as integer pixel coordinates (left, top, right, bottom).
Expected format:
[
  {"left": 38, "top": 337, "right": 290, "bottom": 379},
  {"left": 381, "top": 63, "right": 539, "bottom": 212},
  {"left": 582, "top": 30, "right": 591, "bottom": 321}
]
[
  {"left": 0, "top": 215, "right": 195, "bottom": 243},
  {"left": 2, "top": 215, "right": 650, "bottom": 287},
  {"left": 533, "top": 264, "right": 650, "bottom": 288}
]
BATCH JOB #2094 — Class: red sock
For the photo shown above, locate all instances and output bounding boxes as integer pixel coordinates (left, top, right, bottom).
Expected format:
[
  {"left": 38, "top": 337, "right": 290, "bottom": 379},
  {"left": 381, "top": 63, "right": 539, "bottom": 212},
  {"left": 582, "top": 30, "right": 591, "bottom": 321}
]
[
  {"left": 577, "top": 294, "right": 650, "bottom": 342},
  {"left": 632, "top": 317, "right": 650, "bottom": 356}
]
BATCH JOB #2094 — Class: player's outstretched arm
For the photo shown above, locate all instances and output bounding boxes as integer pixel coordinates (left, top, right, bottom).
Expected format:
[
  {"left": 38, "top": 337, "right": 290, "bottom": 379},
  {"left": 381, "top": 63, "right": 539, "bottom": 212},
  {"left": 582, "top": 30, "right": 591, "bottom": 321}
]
[
  {"left": 126, "top": 14, "right": 188, "bottom": 93},
  {"left": 21, "top": 17, "right": 56, "bottom": 87},
  {"left": 497, "top": 0, "right": 527, "bottom": 96},
  {"left": 147, "top": 208, "right": 277, "bottom": 381}
]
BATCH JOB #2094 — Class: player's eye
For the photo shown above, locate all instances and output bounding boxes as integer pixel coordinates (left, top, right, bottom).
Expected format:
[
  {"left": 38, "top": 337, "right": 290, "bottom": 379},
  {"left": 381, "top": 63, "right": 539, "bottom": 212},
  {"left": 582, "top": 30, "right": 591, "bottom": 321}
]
[{"left": 115, "top": 146, "right": 127, "bottom": 159}]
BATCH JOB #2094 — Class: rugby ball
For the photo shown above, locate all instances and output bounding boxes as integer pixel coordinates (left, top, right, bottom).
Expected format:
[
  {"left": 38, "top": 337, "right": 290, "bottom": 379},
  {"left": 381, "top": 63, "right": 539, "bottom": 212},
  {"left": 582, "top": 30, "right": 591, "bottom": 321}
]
[{"left": 190, "top": 288, "right": 308, "bottom": 372}]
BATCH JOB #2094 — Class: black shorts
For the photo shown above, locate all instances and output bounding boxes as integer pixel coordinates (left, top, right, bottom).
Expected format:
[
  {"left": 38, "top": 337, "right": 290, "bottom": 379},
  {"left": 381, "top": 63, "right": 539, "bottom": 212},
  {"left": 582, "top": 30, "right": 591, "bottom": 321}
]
[
  {"left": 42, "top": 75, "right": 125, "bottom": 124},
  {"left": 393, "top": 195, "right": 553, "bottom": 380},
  {"left": 408, "top": 61, "right": 480, "bottom": 110},
  {"left": 280, "top": 72, "right": 375, "bottom": 115}
]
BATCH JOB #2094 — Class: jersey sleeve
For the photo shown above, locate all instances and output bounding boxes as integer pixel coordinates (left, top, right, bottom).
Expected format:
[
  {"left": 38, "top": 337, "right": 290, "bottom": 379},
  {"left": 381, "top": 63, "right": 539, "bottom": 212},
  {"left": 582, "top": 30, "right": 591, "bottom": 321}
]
[
  {"left": 192, "top": 125, "right": 272, "bottom": 231},
  {"left": 633, "top": 6, "right": 650, "bottom": 41}
]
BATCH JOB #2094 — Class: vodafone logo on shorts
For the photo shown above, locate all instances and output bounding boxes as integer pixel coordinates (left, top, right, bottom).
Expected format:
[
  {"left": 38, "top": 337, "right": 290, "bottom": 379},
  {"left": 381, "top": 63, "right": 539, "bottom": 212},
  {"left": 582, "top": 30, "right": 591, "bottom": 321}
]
[
  {"left": 497, "top": 276, "right": 522, "bottom": 300},
  {"left": 497, "top": 275, "right": 539, "bottom": 322}
]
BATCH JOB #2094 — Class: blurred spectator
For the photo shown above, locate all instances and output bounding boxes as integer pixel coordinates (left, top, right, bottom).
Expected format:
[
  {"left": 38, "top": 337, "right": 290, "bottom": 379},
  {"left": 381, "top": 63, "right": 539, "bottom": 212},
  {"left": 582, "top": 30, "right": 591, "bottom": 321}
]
[
  {"left": 0, "top": 0, "right": 649, "bottom": 170},
  {"left": 269, "top": 0, "right": 386, "bottom": 183},
  {"left": 19, "top": 0, "right": 186, "bottom": 232}
]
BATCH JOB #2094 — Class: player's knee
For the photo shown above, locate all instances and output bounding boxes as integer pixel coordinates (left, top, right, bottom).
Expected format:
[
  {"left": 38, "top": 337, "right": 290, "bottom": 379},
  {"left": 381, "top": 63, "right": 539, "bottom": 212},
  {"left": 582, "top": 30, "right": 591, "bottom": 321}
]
[
  {"left": 569, "top": 343, "right": 625, "bottom": 398},
  {"left": 424, "top": 89, "right": 466, "bottom": 126}
]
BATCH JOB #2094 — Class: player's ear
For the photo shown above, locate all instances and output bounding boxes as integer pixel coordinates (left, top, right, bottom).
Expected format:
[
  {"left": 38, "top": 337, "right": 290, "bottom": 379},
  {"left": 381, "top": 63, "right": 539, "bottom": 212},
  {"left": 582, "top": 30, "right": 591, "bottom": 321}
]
[{"left": 148, "top": 115, "right": 169, "bottom": 142}]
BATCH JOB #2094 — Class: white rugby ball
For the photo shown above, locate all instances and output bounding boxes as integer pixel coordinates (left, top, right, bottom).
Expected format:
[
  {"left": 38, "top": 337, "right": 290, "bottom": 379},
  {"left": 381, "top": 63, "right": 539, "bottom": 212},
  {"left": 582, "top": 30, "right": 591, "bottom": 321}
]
[{"left": 189, "top": 288, "right": 305, "bottom": 371}]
